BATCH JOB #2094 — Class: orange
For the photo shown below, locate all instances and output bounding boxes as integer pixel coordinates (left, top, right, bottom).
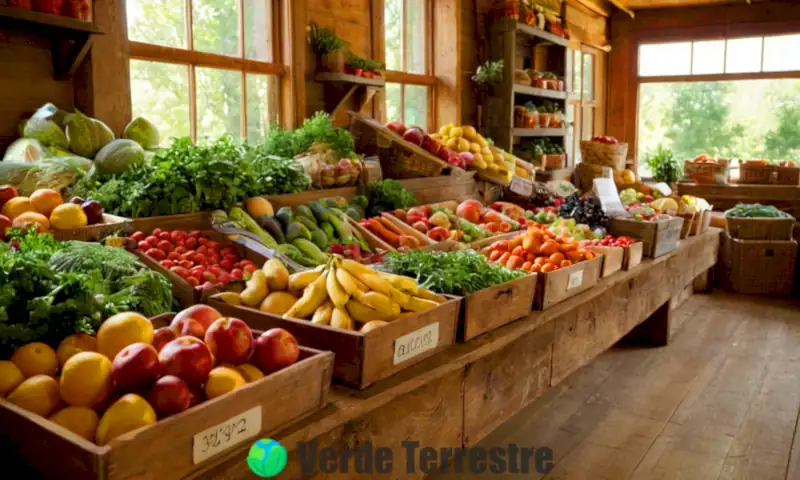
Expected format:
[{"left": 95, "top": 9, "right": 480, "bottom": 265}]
[
  {"left": 0, "top": 361, "right": 25, "bottom": 397},
  {"left": 540, "top": 241, "right": 558, "bottom": 256},
  {"left": 1, "top": 196, "right": 34, "bottom": 220},
  {"left": 12, "top": 211, "right": 50, "bottom": 233},
  {"left": 96, "top": 394, "right": 156, "bottom": 446},
  {"left": 561, "top": 260, "right": 573, "bottom": 268},
  {"left": 11, "top": 342, "right": 59, "bottom": 378},
  {"left": 60, "top": 351, "right": 113, "bottom": 409},
  {"left": 541, "top": 263, "right": 557, "bottom": 273},
  {"left": 96, "top": 312, "right": 154, "bottom": 360},
  {"left": 566, "top": 250, "right": 585, "bottom": 263},
  {"left": 49, "top": 407, "right": 99, "bottom": 442},
  {"left": 235, "top": 364, "right": 265, "bottom": 383},
  {"left": 205, "top": 367, "right": 246, "bottom": 399},
  {"left": 530, "top": 264, "right": 542, "bottom": 273},
  {"left": 56, "top": 333, "right": 97, "bottom": 367},
  {"left": 549, "top": 252, "right": 565, "bottom": 264},
  {"left": 30, "top": 189, "right": 63, "bottom": 217},
  {"left": 7, "top": 375, "right": 62, "bottom": 417},
  {"left": 534, "top": 256, "right": 547, "bottom": 266}
]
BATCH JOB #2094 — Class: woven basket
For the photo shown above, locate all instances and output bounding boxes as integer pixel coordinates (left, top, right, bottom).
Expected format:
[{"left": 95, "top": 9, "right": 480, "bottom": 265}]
[
  {"left": 739, "top": 163, "right": 778, "bottom": 184},
  {"left": 580, "top": 141, "right": 628, "bottom": 170},
  {"left": 777, "top": 166, "right": 800, "bottom": 186}
]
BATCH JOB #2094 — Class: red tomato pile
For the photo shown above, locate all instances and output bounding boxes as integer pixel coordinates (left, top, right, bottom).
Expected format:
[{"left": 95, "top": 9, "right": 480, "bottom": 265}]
[
  {"left": 583, "top": 235, "right": 636, "bottom": 247},
  {"left": 129, "top": 228, "right": 256, "bottom": 289}
]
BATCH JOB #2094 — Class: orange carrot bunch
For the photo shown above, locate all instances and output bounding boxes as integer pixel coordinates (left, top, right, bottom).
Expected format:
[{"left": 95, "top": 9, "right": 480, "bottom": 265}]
[{"left": 481, "top": 226, "right": 594, "bottom": 273}]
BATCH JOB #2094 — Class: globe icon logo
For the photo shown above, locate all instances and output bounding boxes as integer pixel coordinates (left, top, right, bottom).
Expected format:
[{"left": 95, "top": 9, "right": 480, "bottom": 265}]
[{"left": 248, "top": 439, "right": 287, "bottom": 478}]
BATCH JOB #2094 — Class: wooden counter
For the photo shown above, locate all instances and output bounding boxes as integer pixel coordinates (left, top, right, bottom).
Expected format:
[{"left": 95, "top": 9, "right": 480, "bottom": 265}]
[
  {"left": 677, "top": 183, "right": 800, "bottom": 217},
  {"left": 191, "top": 229, "right": 720, "bottom": 480}
]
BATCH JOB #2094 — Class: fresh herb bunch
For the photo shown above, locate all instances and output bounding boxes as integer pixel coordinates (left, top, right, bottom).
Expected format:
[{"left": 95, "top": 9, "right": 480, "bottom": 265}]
[
  {"left": 558, "top": 194, "right": 609, "bottom": 230},
  {"left": 472, "top": 59, "right": 504, "bottom": 86},
  {"left": 381, "top": 249, "right": 525, "bottom": 296},
  {"left": 309, "top": 24, "right": 347, "bottom": 54},
  {"left": 724, "top": 203, "right": 792, "bottom": 218},
  {"left": 645, "top": 144, "right": 683, "bottom": 184},
  {"left": 345, "top": 52, "right": 383, "bottom": 72},
  {"left": 365, "top": 179, "right": 417, "bottom": 217}
]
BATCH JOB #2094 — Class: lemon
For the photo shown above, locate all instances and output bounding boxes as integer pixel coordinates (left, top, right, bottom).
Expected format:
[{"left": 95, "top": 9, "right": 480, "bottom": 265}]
[
  {"left": 49, "top": 407, "right": 99, "bottom": 442},
  {"left": 450, "top": 126, "right": 463, "bottom": 138},
  {"left": 235, "top": 364, "right": 265, "bottom": 383},
  {"left": 11, "top": 342, "right": 59, "bottom": 378},
  {"left": 650, "top": 198, "right": 679, "bottom": 213},
  {"left": 96, "top": 394, "right": 156, "bottom": 446},
  {"left": 205, "top": 367, "right": 246, "bottom": 399},
  {"left": 49, "top": 203, "right": 88, "bottom": 230},
  {"left": 56, "top": 333, "right": 97, "bottom": 367},
  {"left": 8, "top": 375, "right": 62, "bottom": 417},
  {"left": 60, "top": 352, "right": 113, "bottom": 409},
  {"left": 0, "top": 361, "right": 25, "bottom": 397}
]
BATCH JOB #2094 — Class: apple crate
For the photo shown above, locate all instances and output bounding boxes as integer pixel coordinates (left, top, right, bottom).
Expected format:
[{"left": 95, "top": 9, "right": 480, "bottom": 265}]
[
  {"left": 52, "top": 214, "right": 130, "bottom": 242},
  {"left": 609, "top": 217, "right": 684, "bottom": 258},
  {"left": 623, "top": 242, "right": 644, "bottom": 270},
  {"left": 588, "top": 245, "right": 623, "bottom": 278},
  {"left": 208, "top": 295, "right": 461, "bottom": 389},
  {"left": 534, "top": 255, "right": 604, "bottom": 310},
  {"left": 0, "top": 316, "right": 333, "bottom": 480}
]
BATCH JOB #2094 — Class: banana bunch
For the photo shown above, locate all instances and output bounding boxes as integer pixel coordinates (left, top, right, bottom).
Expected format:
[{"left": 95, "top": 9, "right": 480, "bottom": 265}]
[{"left": 283, "top": 255, "right": 445, "bottom": 332}]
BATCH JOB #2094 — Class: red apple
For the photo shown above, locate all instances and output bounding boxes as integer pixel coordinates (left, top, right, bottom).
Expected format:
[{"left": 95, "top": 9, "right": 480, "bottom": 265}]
[
  {"left": 159, "top": 336, "right": 213, "bottom": 386},
  {"left": 253, "top": 328, "right": 300, "bottom": 374},
  {"left": 152, "top": 327, "right": 177, "bottom": 352},
  {"left": 0, "top": 185, "right": 18, "bottom": 209},
  {"left": 112, "top": 343, "right": 163, "bottom": 393},
  {"left": 187, "top": 385, "right": 205, "bottom": 407},
  {"left": 147, "top": 375, "right": 192, "bottom": 418},
  {"left": 447, "top": 152, "right": 464, "bottom": 169},
  {"left": 385, "top": 121, "right": 406, "bottom": 136},
  {"left": 456, "top": 200, "right": 483, "bottom": 224},
  {"left": 421, "top": 135, "right": 441, "bottom": 155},
  {"left": 0, "top": 214, "right": 11, "bottom": 241},
  {"left": 402, "top": 128, "right": 424, "bottom": 146},
  {"left": 458, "top": 151, "right": 475, "bottom": 167},
  {"left": 171, "top": 305, "right": 223, "bottom": 337},
  {"left": 436, "top": 147, "right": 452, "bottom": 162},
  {"left": 171, "top": 317, "right": 205, "bottom": 339},
  {"left": 204, "top": 317, "right": 253, "bottom": 365}
]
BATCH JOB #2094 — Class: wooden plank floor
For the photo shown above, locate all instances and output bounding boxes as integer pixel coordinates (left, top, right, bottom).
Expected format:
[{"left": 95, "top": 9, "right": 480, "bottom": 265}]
[{"left": 433, "top": 292, "right": 800, "bottom": 480}]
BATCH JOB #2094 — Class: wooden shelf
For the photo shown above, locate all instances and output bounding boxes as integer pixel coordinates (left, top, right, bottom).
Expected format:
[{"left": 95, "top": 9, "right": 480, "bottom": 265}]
[
  {"left": 515, "top": 22, "right": 570, "bottom": 48},
  {"left": 513, "top": 84, "right": 567, "bottom": 100},
  {"left": 315, "top": 72, "right": 386, "bottom": 87},
  {"left": 0, "top": 7, "right": 101, "bottom": 79},
  {"left": 513, "top": 128, "right": 567, "bottom": 137}
]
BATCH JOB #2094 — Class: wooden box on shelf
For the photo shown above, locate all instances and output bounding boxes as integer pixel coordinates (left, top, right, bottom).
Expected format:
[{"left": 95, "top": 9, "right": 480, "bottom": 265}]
[
  {"left": 534, "top": 255, "right": 604, "bottom": 310},
  {"left": 609, "top": 217, "right": 684, "bottom": 258},
  {"left": 460, "top": 274, "right": 537, "bottom": 342},
  {"left": 623, "top": 242, "right": 644, "bottom": 270},
  {"left": 739, "top": 162, "right": 778, "bottom": 185},
  {"left": 589, "top": 246, "right": 623, "bottom": 278},
  {"left": 777, "top": 166, "right": 800, "bottom": 186}
]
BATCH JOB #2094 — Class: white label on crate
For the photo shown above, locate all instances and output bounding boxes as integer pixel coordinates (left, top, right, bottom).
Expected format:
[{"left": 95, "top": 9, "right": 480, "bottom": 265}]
[
  {"left": 193, "top": 406, "right": 261, "bottom": 464},
  {"left": 567, "top": 270, "right": 584, "bottom": 290},
  {"left": 393, "top": 323, "right": 440, "bottom": 365},
  {"left": 652, "top": 182, "right": 672, "bottom": 196},
  {"left": 593, "top": 178, "right": 631, "bottom": 218},
  {"left": 510, "top": 176, "right": 533, "bottom": 197}
]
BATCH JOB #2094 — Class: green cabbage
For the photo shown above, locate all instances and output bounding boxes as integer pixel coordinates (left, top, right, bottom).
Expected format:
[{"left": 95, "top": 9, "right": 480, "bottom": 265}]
[
  {"left": 23, "top": 116, "right": 68, "bottom": 149},
  {"left": 64, "top": 110, "right": 115, "bottom": 158},
  {"left": 2, "top": 138, "right": 46, "bottom": 163},
  {"left": 94, "top": 139, "right": 145, "bottom": 175},
  {"left": 31, "top": 103, "right": 68, "bottom": 128},
  {"left": 123, "top": 117, "right": 161, "bottom": 149}
]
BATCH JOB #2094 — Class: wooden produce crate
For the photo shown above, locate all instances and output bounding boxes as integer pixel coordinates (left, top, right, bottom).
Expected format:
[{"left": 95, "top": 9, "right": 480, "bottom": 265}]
[
  {"left": 0, "top": 338, "right": 333, "bottom": 480},
  {"left": 380, "top": 212, "right": 436, "bottom": 248},
  {"left": 348, "top": 111, "right": 461, "bottom": 179},
  {"left": 689, "top": 210, "right": 711, "bottom": 236},
  {"left": 677, "top": 212, "right": 695, "bottom": 239},
  {"left": 719, "top": 232, "right": 798, "bottom": 295},
  {"left": 534, "top": 255, "right": 604, "bottom": 310},
  {"left": 459, "top": 273, "right": 537, "bottom": 342},
  {"left": 208, "top": 297, "right": 461, "bottom": 389},
  {"left": 609, "top": 217, "right": 684, "bottom": 258},
  {"left": 777, "top": 166, "right": 800, "bottom": 186},
  {"left": 589, "top": 246, "right": 623, "bottom": 278},
  {"left": 348, "top": 216, "right": 396, "bottom": 252},
  {"left": 725, "top": 216, "right": 796, "bottom": 241},
  {"left": 739, "top": 163, "right": 778, "bottom": 184},
  {"left": 623, "top": 242, "right": 644, "bottom": 270},
  {"left": 129, "top": 212, "right": 214, "bottom": 233},
  {"left": 683, "top": 160, "right": 730, "bottom": 185},
  {"left": 397, "top": 173, "right": 478, "bottom": 205},
  {"left": 52, "top": 214, "right": 130, "bottom": 241}
]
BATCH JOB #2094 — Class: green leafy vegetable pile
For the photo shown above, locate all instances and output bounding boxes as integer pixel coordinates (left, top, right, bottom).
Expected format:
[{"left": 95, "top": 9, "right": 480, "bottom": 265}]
[
  {"left": 381, "top": 249, "right": 525, "bottom": 296},
  {"left": 0, "top": 229, "right": 173, "bottom": 356},
  {"left": 724, "top": 203, "right": 793, "bottom": 218},
  {"left": 265, "top": 112, "right": 356, "bottom": 160},
  {"left": 365, "top": 179, "right": 417, "bottom": 217}
]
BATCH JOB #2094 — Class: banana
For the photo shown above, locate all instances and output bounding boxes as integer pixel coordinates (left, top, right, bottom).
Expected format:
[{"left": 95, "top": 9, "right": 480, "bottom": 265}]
[
  {"left": 331, "top": 307, "right": 354, "bottom": 330},
  {"left": 288, "top": 265, "right": 325, "bottom": 291},
  {"left": 378, "top": 271, "right": 419, "bottom": 295},
  {"left": 337, "top": 267, "right": 369, "bottom": 296},
  {"left": 405, "top": 296, "right": 440, "bottom": 313},
  {"left": 361, "top": 291, "right": 400, "bottom": 316},
  {"left": 285, "top": 270, "right": 329, "bottom": 319},
  {"left": 346, "top": 299, "right": 394, "bottom": 323},
  {"left": 215, "top": 292, "right": 242, "bottom": 306},
  {"left": 311, "top": 301, "right": 333, "bottom": 325},
  {"left": 415, "top": 288, "right": 445, "bottom": 303},
  {"left": 340, "top": 261, "right": 394, "bottom": 296},
  {"left": 385, "top": 284, "right": 411, "bottom": 309},
  {"left": 327, "top": 264, "right": 350, "bottom": 308}
]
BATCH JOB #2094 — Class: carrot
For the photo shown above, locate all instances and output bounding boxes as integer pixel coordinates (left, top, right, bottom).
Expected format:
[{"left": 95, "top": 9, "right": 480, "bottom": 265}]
[
  {"left": 379, "top": 216, "right": 405, "bottom": 235},
  {"left": 398, "top": 235, "right": 420, "bottom": 249},
  {"left": 489, "top": 250, "right": 502, "bottom": 262},
  {"left": 498, "top": 252, "right": 511, "bottom": 265},
  {"left": 368, "top": 218, "right": 400, "bottom": 247}
]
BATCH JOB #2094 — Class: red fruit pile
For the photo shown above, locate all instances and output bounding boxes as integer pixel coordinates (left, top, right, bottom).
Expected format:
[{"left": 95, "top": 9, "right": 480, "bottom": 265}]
[
  {"left": 129, "top": 229, "right": 256, "bottom": 289},
  {"left": 583, "top": 235, "right": 636, "bottom": 247}
]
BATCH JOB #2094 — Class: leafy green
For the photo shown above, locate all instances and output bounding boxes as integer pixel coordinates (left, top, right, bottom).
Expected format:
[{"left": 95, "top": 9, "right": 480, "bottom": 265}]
[
  {"left": 724, "top": 203, "right": 793, "bottom": 218},
  {"left": 645, "top": 144, "right": 683, "bottom": 184},
  {"left": 345, "top": 52, "right": 383, "bottom": 72},
  {"left": 309, "top": 24, "right": 347, "bottom": 54},
  {"left": 472, "top": 59, "right": 504, "bottom": 86},
  {"left": 263, "top": 112, "right": 355, "bottom": 160},
  {"left": 365, "top": 179, "right": 417, "bottom": 217},
  {"left": 381, "top": 249, "right": 525, "bottom": 296}
]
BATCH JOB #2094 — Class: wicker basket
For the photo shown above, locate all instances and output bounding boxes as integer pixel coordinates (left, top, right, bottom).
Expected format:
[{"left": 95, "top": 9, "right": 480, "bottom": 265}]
[
  {"left": 777, "top": 166, "right": 800, "bottom": 186},
  {"left": 683, "top": 160, "right": 730, "bottom": 184},
  {"left": 739, "top": 163, "right": 778, "bottom": 184},
  {"left": 719, "top": 232, "right": 797, "bottom": 295},
  {"left": 580, "top": 141, "right": 628, "bottom": 170},
  {"left": 725, "top": 216, "right": 796, "bottom": 241}
]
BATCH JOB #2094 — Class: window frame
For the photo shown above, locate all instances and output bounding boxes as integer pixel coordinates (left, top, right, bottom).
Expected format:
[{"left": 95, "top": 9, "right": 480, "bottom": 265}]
[
  {"left": 568, "top": 46, "right": 598, "bottom": 166},
  {"left": 127, "top": 0, "right": 287, "bottom": 142},
  {"left": 382, "top": 0, "right": 436, "bottom": 130}
]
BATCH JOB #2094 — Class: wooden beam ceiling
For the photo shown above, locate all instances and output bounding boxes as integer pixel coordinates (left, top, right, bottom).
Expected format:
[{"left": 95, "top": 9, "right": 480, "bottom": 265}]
[{"left": 621, "top": 0, "right": 752, "bottom": 9}]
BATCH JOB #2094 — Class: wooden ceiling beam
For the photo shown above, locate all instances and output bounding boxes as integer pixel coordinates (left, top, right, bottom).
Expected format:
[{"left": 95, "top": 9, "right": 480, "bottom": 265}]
[
  {"left": 623, "top": 0, "right": 745, "bottom": 9},
  {"left": 568, "top": 0, "right": 613, "bottom": 17},
  {"left": 609, "top": 0, "right": 635, "bottom": 18}
]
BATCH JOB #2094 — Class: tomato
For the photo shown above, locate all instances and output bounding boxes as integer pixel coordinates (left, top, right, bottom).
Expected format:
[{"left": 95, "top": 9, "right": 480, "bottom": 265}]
[
  {"left": 209, "top": 255, "right": 220, "bottom": 265},
  {"left": 243, "top": 264, "right": 256, "bottom": 274},
  {"left": 170, "top": 231, "right": 186, "bottom": 243},
  {"left": 170, "top": 266, "right": 189, "bottom": 278},
  {"left": 541, "top": 263, "right": 557, "bottom": 273},
  {"left": 137, "top": 240, "right": 151, "bottom": 251},
  {"left": 185, "top": 237, "right": 198, "bottom": 249},
  {"left": 511, "top": 246, "right": 524, "bottom": 257},
  {"left": 179, "top": 260, "right": 193, "bottom": 269},
  {"left": 521, "top": 261, "right": 533, "bottom": 271},
  {"left": 549, "top": 252, "right": 565, "bottom": 264},
  {"left": 560, "top": 260, "right": 573, "bottom": 268},
  {"left": 203, "top": 271, "right": 217, "bottom": 282},
  {"left": 188, "top": 230, "right": 202, "bottom": 238},
  {"left": 207, "top": 241, "right": 221, "bottom": 250},
  {"left": 159, "top": 231, "right": 171, "bottom": 241},
  {"left": 209, "top": 265, "right": 224, "bottom": 276},
  {"left": 145, "top": 248, "right": 166, "bottom": 260},
  {"left": 198, "top": 237, "right": 208, "bottom": 245},
  {"left": 191, "top": 269, "right": 205, "bottom": 281},
  {"left": 145, "top": 235, "right": 159, "bottom": 245},
  {"left": 224, "top": 253, "right": 239, "bottom": 263},
  {"left": 230, "top": 268, "right": 244, "bottom": 279},
  {"left": 497, "top": 252, "right": 511, "bottom": 265},
  {"left": 160, "top": 260, "right": 175, "bottom": 268},
  {"left": 489, "top": 250, "right": 502, "bottom": 262},
  {"left": 498, "top": 222, "right": 512, "bottom": 233},
  {"left": 217, "top": 272, "right": 231, "bottom": 285},
  {"left": 194, "top": 253, "right": 208, "bottom": 265},
  {"left": 195, "top": 245, "right": 208, "bottom": 255},
  {"left": 152, "top": 228, "right": 162, "bottom": 237},
  {"left": 492, "top": 240, "right": 510, "bottom": 251},
  {"left": 220, "top": 259, "right": 233, "bottom": 270},
  {"left": 167, "top": 251, "right": 180, "bottom": 261},
  {"left": 180, "top": 253, "right": 195, "bottom": 265},
  {"left": 540, "top": 241, "right": 558, "bottom": 256},
  {"left": 186, "top": 276, "right": 200, "bottom": 287},
  {"left": 220, "top": 246, "right": 237, "bottom": 257},
  {"left": 174, "top": 246, "right": 188, "bottom": 255},
  {"left": 156, "top": 240, "right": 173, "bottom": 253},
  {"left": 130, "top": 231, "right": 146, "bottom": 242}
]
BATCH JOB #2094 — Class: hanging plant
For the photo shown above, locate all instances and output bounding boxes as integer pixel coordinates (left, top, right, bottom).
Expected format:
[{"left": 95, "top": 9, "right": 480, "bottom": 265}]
[{"left": 472, "top": 59, "right": 504, "bottom": 86}]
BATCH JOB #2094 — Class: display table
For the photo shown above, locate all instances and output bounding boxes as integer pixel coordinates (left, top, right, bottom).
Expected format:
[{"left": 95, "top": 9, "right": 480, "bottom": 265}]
[
  {"left": 187, "top": 229, "right": 720, "bottom": 480},
  {"left": 677, "top": 183, "right": 800, "bottom": 217}
]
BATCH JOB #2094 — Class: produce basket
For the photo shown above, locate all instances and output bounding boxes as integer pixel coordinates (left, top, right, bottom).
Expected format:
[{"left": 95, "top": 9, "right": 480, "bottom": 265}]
[
  {"left": 739, "top": 163, "right": 778, "bottom": 185},
  {"left": 459, "top": 273, "right": 537, "bottom": 342},
  {"left": 348, "top": 111, "right": 457, "bottom": 179},
  {"left": 589, "top": 246, "right": 623, "bottom": 278},
  {"left": 51, "top": 214, "right": 130, "bottom": 242},
  {"left": 719, "top": 232, "right": 797, "bottom": 295},
  {"left": 683, "top": 160, "right": 730, "bottom": 184},
  {"left": 623, "top": 242, "right": 644, "bottom": 270},
  {"left": 690, "top": 210, "right": 712, "bottom": 236},
  {"left": 725, "top": 217, "right": 795, "bottom": 241},
  {"left": 534, "top": 255, "right": 604, "bottom": 310},
  {"left": 609, "top": 217, "right": 684, "bottom": 258},
  {"left": 777, "top": 166, "right": 800, "bottom": 186},
  {"left": 579, "top": 141, "right": 628, "bottom": 171}
]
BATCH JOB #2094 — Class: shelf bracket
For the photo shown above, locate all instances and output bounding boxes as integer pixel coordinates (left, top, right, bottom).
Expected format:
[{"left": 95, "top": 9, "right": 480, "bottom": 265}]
[{"left": 53, "top": 32, "right": 94, "bottom": 79}]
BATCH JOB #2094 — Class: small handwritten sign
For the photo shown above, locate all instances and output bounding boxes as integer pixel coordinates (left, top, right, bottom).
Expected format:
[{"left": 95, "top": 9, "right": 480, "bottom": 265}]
[
  {"left": 567, "top": 270, "right": 584, "bottom": 290},
  {"left": 509, "top": 176, "right": 533, "bottom": 197},
  {"left": 393, "top": 323, "right": 440, "bottom": 365},
  {"left": 193, "top": 406, "right": 261, "bottom": 464}
]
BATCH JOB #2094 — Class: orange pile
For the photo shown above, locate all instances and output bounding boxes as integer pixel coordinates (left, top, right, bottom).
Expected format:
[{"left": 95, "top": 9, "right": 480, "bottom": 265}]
[{"left": 482, "top": 226, "right": 595, "bottom": 273}]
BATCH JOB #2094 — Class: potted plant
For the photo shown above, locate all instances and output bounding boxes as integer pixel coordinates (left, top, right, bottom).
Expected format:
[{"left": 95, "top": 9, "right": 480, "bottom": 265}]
[
  {"left": 645, "top": 144, "right": 683, "bottom": 186},
  {"left": 309, "top": 24, "right": 347, "bottom": 73},
  {"left": 345, "top": 52, "right": 383, "bottom": 78},
  {"left": 471, "top": 59, "right": 504, "bottom": 129}
]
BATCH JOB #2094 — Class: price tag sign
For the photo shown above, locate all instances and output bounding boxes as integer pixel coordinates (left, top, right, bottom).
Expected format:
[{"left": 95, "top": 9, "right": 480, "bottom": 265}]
[
  {"left": 509, "top": 176, "right": 533, "bottom": 197},
  {"left": 567, "top": 270, "right": 584, "bottom": 290},
  {"left": 593, "top": 178, "right": 630, "bottom": 218},
  {"left": 193, "top": 406, "right": 262, "bottom": 464},
  {"left": 651, "top": 182, "right": 672, "bottom": 196},
  {"left": 393, "top": 323, "right": 439, "bottom": 365}
]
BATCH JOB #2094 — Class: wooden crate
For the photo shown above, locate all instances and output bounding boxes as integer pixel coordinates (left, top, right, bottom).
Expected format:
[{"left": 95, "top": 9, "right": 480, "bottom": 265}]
[
  {"left": 677, "top": 212, "right": 694, "bottom": 239},
  {"left": 459, "top": 273, "right": 537, "bottom": 342},
  {"left": 725, "top": 216, "right": 795, "bottom": 241},
  {"left": 609, "top": 217, "right": 684, "bottom": 258},
  {"left": 380, "top": 212, "right": 436, "bottom": 247},
  {"left": 623, "top": 242, "right": 644, "bottom": 270},
  {"left": 534, "top": 255, "right": 604, "bottom": 310},
  {"left": 0, "top": 343, "right": 333, "bottom": 480},
  {"left": 777, "top": 166, "right": 800, "bottom": 186},
  {"left": 689, "top": 210, "right": 711, "bottom": 236},
  {"left": 719, "top": 232, "right": 797, "bottom": 295},
  {"left": 129, "top": 212, "right": 214, "bottom": 233},
  {"left": 590, "top": 246, "right": 623, "bottom": 278},
  {"left": 52, "top": 214, "right": 130, "bottom": 242},
  {"left": 208, "top": 297, "right": 461, "bottom": 389},
  {"left": 262, "top": 187, "right": 358, "bottom": 209},
  {"left": 739, "top": 163, "right": 778, "bottom": 184},
  {"left": 684, "top": 160, "right": 730, "bottom": 184},
  {"left": 397, "top": 173, "right": 477, "bottom": 205}
]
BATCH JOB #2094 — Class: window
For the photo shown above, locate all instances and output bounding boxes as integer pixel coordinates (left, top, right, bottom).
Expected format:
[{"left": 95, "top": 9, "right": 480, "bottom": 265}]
[
  {"left": 384, "top": 0, "right": 434, "bottom": 130},
  {"left": 127, "top": 0, "right": 283, "bottom": 145},
  {"left": 568, "top": 49, "right": 596, "bottom": 164}
]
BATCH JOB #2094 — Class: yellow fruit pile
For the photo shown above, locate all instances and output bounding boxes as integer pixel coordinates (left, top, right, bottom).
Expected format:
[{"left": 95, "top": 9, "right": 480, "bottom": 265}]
[
  {"left": 217, "top": 256, "right": 446, "bottom": 332},
  {"left": 1, "top": 188, "right": 89, "bottom": 232},
  {"left": 431, "top": 124, "right": 515, "bottom": 180}
]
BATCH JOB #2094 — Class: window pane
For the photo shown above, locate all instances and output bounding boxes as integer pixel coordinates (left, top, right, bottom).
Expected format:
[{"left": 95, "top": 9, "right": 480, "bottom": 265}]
[
  {"left": 573, "top": 51, "right": 582, "bottom": 96},
  {"left": 244, "top": 0, "right": 273, "bottom": 62},
  {"left": 691, "top": 40, "right": 725, "bottom": 74},
  {"left": 130, "top": 60, "right": 190, "bottom": 144},
  {"left": 583, "top": 53, "right": 593, "bottom": 100},
  {"left": 581, "top": 107, "right": 593, "bottom": 141},
  {"left": 245, "top": 74, "right": 279, "bottom": 143},
  {"left": 127, "top": 0, "right": 186, "bottom": 48},
  {"left": 763, "top": 34, "right": 800, "bottom": 72},
  {"left": 404, "top": 85, "right": 428, "bottom": 131},
  {"left": 385, "top": 0, "right": 402, "bottom": 71},
  {"left": 196, "top": 67, "right": 242, "bottom": 141},
  {"left": 193, "top": 0, "right": 240, "bottom": 57},
  {"left": 725, "top": 37, "right": 763, "bottom": 74},
  {"left": 639, "top": 42, "right": 691, "bottom": 76},
  {"left": 386, "top": 82, "right": 402, "bottom": 123},
  {"left": 405, "top": 0, "right": 426, "bottom": 74},
  {"left": 566, "top": 105, "right": 576, "bottom": 163}
]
